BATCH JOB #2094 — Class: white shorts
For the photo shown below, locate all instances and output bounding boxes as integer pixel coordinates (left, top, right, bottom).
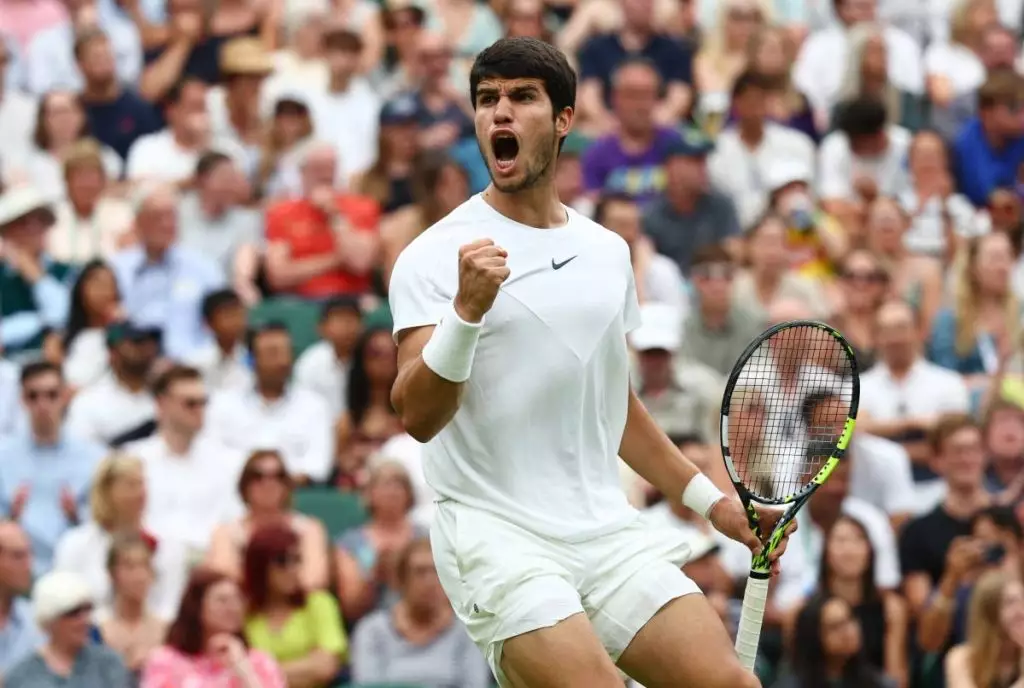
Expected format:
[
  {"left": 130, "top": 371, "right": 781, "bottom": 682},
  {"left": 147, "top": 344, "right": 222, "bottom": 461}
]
[{"left": 430, "top": 500, "right": 702, "bottom": 686}]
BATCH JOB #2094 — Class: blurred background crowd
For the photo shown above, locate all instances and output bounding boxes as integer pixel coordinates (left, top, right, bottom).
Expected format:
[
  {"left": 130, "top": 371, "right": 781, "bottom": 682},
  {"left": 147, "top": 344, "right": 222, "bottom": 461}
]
[{"left": 2, "top": 0, "right": 1024, "bottom": 686}]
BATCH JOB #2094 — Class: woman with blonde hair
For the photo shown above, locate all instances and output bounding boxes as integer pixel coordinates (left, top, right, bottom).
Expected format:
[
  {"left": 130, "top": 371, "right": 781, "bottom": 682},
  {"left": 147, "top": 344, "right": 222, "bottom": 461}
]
[
  {"left": 928, "top": 232, "right": 1020, "bottom": 391},
  {"left": 924, "top": 0, "right": 994, "bottom": 138},
  {"left": 693, "top": 0, "right": 770, "bottom": 132},
  {"left": 945, "top": 570, "right": 1024, "bottom": 688},
  {"left": 49, "top": 139, "right": 135, "bottom": 264},
  {"left": 53, "top": 453, "right": 190, "bottom": 621},
  {"left": 834, "top": 24, "right": 923, "bottom": 131}
]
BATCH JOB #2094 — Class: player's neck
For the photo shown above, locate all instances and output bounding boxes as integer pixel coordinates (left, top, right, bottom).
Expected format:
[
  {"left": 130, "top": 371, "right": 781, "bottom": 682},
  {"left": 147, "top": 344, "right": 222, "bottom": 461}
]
[
  {"left": 943, "top": 485, "right": 989, "bottom": 518},
  {"left": 481, "top": 184, "right": 566, "bottom": 229}
]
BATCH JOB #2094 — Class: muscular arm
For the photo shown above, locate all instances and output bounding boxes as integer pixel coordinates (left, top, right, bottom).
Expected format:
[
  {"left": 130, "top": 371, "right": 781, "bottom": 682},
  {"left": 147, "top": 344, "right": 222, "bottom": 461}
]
[
  {"left": 391, "top": 326, "right": 464, "bottom": 442},
  {"left": 618, "top": 389, "right": 701, "bottom": 503}
]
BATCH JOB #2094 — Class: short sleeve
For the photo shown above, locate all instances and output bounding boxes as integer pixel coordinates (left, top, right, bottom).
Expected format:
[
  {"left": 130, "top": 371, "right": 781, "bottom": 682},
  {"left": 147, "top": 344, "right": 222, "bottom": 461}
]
[
  {"left": 817, "top": 133, "right": 853, "bottom": 200},
  {"left": 897, "top": 518, "right": 928, "bottom": 576},
  {"left": 307, "top": 591, "right": 348, "bottom": 658},
  {"left": 264, "top": 204, "right": 290, "bottom": 243},
  {"left": 660, "top": 40, "right": 694, "bottom": 85},
  {"left": 388, "top": 240, "right": 455, "bottom": 338}
]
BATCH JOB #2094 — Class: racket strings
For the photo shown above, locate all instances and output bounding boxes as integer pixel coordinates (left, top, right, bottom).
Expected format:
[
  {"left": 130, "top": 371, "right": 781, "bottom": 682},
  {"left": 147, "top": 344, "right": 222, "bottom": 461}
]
[{"left": 727, "top": 326, "right": 855, "bottom": 502}]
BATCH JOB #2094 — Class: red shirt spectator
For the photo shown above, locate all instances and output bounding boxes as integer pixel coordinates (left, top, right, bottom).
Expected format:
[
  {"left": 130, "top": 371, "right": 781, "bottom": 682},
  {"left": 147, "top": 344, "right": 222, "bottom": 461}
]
[{"left": 265, "top": 143, "right": 380, "bottom": 299}]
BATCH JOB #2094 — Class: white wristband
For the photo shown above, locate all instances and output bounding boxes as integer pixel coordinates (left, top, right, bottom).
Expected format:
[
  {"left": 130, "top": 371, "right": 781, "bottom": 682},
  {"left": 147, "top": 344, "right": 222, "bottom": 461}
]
[
  {"left": 682, "top": 473, "right": 727, "bottom": 520},
  {"left": 421, "top": 302, "right": 484, "bottom": 383}
]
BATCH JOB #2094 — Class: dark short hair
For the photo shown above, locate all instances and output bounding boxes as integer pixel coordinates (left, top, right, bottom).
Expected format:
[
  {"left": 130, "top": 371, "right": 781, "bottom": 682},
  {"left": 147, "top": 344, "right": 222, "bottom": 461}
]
[
  {"left": 247, "top": 321, "right": 291, "bottom": 353},
  {"left": 324, "top": 27, "right": 363, "bottom": 53},
  {"left": 611, "top": 56, "right": 661, "bottom": 89},
  {"left": 19, "top": 361, "right": 62, "bottom": 387},
  {"left": 732, "top": 70, "right": 773, "bottom": 101},
  {"left": 593, "top": 192, "right": 635, "bottom": 225},
  {"left": 979, "top": 69, "right": 1024, "bottom": 110},
  {"left": 972, "top": 505, "right": 1024, "bottom": 540},
  {"left": 201, "top": 288, "right": 243, "bottom": 323},
  {"left": 195, "top": 151, "right": 232, "bottom": 179},
  {"left": 162, "top": 77, "right": 205, "bottom": 113},
  {"left": 690, "top": 243, "right": 733, "bottom": 269},
  {"left": 836, "top": 97, "right": 887, "bottom": 139},
  {"left": 395, "top": 536, "right": 433, "bottom": 587},
  {"left": 320, "top": 297, "right": 361, "bottom": 323},
  {"left": 151, "top": 365, "right": 202, "bottom": 398},
  {"left": 470, "top": 37, "right": 576, "bottom": 133}
]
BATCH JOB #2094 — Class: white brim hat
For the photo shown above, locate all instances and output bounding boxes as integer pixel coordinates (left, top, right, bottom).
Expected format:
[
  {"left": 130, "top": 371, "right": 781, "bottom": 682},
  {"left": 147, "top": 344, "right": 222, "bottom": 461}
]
[{"left": 0, "top": 185, "right": 55, "bottom": 230}]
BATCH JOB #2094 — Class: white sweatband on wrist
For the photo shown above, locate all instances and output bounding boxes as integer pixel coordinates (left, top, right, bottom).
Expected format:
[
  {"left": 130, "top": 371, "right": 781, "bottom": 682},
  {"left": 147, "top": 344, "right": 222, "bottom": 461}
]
[
  {"left": 682, "top": 473, "right": 727, "bottom": 520},
  {"left": 421, "top": 302, "right": 484, "bottom": 383}
]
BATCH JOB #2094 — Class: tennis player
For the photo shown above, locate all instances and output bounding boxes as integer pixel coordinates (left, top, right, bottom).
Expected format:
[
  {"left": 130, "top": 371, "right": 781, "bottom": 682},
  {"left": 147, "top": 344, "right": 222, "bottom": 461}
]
[{"left": 388, "top": 37, "right": 794, "bottom": 688}]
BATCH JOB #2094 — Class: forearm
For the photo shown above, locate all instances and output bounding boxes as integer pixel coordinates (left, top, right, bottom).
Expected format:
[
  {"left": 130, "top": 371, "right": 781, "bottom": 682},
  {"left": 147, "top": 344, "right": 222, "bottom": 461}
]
[
  {"left": 280, "top": 651, "right": 339, "bottom": 688},
  {"left": 266, "top": 254, "right": 341, "bottom": 291},
  {"left": 332, "top": 220, "right": 379, "bottom": 274},
  {"left": 618, "top": 391, "right": 701, "bottom": 504},
  {"left": 392, "top": 355, "right": 463, "bottom": 442},
  {"left": 139, "top": 40, "right": 191, "bottom": 102},
  {"left": 917, "top": 578, "right": 957, "bottom": 651}
]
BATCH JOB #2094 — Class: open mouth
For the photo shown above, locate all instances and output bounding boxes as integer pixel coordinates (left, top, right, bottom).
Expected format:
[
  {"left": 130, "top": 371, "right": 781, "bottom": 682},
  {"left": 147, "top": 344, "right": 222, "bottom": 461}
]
[{"left": 491, "top": 132, "right": 519, "bottom": 172}]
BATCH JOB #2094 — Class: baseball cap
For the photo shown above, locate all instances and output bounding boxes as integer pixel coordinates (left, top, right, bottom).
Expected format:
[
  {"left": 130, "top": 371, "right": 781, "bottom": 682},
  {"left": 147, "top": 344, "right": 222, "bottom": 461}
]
[
  {"left": 106, "top": 321, "right": 162, "bottom": 348},
  {"left": 33, "top": 570, "right": 93, "bottom": 626},
  {"left": 629, "top": 304, "right": 683, "bottom": 353},
  {"left": 765, "top": 159, "right": 812, "bottom": 195},
  {"left": 665, "top": 129, "right": 715, "bottom": 159},
  {"left": 380, "top": 94, "right": 419, "bottom": 126}
]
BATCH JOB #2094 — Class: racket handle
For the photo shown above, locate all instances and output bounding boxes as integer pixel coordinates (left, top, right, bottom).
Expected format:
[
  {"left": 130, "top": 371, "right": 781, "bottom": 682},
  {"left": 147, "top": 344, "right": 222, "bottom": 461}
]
[{"left": 735, "top": 574, "right": 770, "bottom": 672}]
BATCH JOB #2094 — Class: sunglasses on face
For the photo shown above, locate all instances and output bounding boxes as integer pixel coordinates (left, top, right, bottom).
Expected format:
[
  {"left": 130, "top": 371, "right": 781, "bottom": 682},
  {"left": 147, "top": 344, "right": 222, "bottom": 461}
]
[
  {"left": 251, "top": 468, "right": 286, "bottom": 482},
  {"left": 272, "top": 552, "right": 301, "bottom": 568},
  {"left": 25, "top": 388, "right": 60, "bottom": 403}
]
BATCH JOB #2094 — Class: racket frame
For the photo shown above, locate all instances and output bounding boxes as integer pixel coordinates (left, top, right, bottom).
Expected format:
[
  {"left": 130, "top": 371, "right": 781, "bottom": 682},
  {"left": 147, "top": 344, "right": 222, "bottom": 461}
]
[{"left": 721, "top": 320, "right": 860, "bottom": 671}]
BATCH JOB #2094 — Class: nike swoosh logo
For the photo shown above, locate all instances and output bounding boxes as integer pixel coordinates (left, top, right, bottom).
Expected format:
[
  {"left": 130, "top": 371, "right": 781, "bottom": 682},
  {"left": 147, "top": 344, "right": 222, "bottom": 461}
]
[{"left": 552, "top": 256, "right": 578, "bottom": 270}]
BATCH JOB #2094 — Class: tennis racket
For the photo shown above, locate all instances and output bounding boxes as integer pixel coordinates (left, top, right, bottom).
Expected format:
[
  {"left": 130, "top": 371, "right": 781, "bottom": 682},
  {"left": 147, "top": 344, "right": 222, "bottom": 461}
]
[{"left": 720, "top": 320, "right": 860, "bottom": 671}]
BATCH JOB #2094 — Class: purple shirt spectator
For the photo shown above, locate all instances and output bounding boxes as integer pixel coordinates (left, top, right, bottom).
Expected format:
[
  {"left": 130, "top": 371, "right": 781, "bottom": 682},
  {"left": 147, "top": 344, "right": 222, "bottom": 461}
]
[{"left": 581, "top": 127, "right": 684, "bottom": 205}]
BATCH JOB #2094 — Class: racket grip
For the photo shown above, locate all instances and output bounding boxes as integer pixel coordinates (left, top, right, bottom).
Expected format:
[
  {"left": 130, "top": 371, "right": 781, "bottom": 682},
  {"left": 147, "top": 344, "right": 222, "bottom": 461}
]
[{"left": 735, "top": 575, "right": 770, "bottom": 672}]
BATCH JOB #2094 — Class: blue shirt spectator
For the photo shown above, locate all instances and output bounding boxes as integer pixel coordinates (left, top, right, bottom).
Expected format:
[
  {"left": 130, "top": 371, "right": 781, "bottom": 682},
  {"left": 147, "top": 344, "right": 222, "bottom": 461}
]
[
  {"left": 0, "top": 598, "right": 44, "bottom": 674},
  {"left": 110, "top": 187, "right": 226, "bottom": 362},
  {"left": 0, "top": 363, "right": 105, "bottom": 576},
  {"left": 26, "top": 16, "right": 142, "bottom": 95}
]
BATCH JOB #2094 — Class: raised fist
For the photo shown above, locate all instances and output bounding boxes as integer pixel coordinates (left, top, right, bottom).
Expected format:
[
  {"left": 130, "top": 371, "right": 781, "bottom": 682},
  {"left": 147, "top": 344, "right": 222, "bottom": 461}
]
[{"left": 454, "top": 239, "right": 510, "bottom": 323}]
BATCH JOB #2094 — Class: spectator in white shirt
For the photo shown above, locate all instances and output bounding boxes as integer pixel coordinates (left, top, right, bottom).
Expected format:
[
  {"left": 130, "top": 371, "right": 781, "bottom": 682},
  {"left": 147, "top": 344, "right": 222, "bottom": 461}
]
[
  {"left": 186, "top": 290, "right": 252, "bottom": 395},
  {"left": 206, "top": 36, "right": 274, "bottom": 176},
  {"left": 924, "top": 0, "right": 993, "bottom": 139},
  {"left": 0, "top": 38, "right": 37, "bottom": 164},
  {"left": 124, "top": 365, "right": 245, "bottom": 559},
  {"left": 860, "top": 299, "right": 971, "bottom": 481},
  {"left": 125, "top": 77, "right": 245, "bottom": 184},
  {"left": 53, "top": 452, "right": 189, "bottom": 622},
  {"left": 708, "top": 70, "right": 816, "bottom": 229},
  {"left": 294, "top": 297, "right": 363, "bottom": 421},
  {"left": 817, "top": 97, "right": 912, "bottom": 217},
  {"left": 206, "top": 323, "right": 334, "bottom": 484},
  {"left": 793, "top": 0, "right": 923, "bottom": 128},
  {"left": 316, "top": 27, "right": 381, "bottom": 185},
  {"left": 66, "top": 322, "right": 159, "bottom": 446}
]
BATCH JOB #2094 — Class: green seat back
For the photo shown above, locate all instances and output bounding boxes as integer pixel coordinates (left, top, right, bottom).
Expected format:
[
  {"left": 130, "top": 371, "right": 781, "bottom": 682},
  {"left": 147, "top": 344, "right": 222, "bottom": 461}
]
[
  {"left": 248, "top": 297, "right": 321, "bottom": 357},
  {"left": 293, "top": 488, "right": 367, "bottom": 540}
]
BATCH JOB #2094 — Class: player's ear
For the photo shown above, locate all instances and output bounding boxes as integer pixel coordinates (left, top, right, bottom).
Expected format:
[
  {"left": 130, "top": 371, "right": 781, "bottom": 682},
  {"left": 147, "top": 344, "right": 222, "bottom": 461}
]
[{"left": 555, "top": 107, "right": 573, "bottom": 140}]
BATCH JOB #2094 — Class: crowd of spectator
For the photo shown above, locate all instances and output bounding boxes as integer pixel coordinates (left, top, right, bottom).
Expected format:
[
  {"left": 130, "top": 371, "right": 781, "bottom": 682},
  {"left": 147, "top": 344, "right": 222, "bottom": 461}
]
[{"left": 2, "top": 0, "right": 1024, "bottom": 687}]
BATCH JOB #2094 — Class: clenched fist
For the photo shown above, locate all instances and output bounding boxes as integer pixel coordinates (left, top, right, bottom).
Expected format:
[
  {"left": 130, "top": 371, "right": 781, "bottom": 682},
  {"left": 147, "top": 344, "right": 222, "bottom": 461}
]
[{"left": 454, "top": 239, "right": 510, "bottom": 323}]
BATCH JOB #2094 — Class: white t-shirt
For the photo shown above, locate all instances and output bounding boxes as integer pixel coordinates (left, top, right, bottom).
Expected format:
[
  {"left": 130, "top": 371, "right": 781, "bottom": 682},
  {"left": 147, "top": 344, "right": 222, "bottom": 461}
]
[
  {"left": 924, "top": 41, "right": 986, "bottom": 96},
  {"left": 125, "top": 129, "right": 247, "bottom": 183},
  {"left": 389, "top": 194, "right": 641, "bottom": 540},
  {"left": 817, "top": 125, "right": 912, "bottom": 202}
]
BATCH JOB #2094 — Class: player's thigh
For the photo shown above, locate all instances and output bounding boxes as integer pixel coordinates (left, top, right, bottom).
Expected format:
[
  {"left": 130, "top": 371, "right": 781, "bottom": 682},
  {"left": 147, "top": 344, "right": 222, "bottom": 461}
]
[
  {"left": 617, "top": 593, "right": 761, "bottom": 688},
  {"left": 500, "top": 612, "right": 625, "bottom": 688}
]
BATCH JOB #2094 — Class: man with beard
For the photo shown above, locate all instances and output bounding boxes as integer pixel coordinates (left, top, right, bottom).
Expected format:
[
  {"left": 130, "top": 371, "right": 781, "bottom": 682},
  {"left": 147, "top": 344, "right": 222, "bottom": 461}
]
[{"left": 388, "top": 37, "right": 793, "bottom": 688}]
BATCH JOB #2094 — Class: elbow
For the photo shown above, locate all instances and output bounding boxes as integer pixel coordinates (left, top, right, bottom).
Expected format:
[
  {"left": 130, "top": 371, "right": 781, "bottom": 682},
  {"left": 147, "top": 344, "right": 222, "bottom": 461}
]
[{"left": 401, "top": 412, "right": 441, "bottom": 443}]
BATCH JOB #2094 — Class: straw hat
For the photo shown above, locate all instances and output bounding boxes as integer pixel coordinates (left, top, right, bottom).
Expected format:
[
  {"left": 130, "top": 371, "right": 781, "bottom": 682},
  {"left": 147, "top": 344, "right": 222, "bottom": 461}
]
[{"left": 220, "top": 37, "right": 274, "bottom": 76}]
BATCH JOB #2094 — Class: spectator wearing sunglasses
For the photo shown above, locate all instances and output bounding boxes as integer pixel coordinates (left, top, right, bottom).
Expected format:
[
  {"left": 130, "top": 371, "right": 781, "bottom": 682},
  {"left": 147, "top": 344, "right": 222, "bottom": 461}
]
[
  {"left": 205, "top": 450, "right": 331, "bottom": 592},
  {"left": 0, "top": 361, "right": 104, "bottom": 576},
  {"left": 5, "top": 570, "right": 129, "bottom": 687},
  {"left": 243, "top": 524, "right": 346, "bottom": 688}
]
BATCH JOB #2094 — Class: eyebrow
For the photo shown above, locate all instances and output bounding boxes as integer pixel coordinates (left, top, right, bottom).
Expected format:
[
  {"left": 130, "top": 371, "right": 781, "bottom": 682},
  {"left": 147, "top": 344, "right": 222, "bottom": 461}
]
[{"left": 476, "top": 84, "right": 541, "bottom": 99}]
